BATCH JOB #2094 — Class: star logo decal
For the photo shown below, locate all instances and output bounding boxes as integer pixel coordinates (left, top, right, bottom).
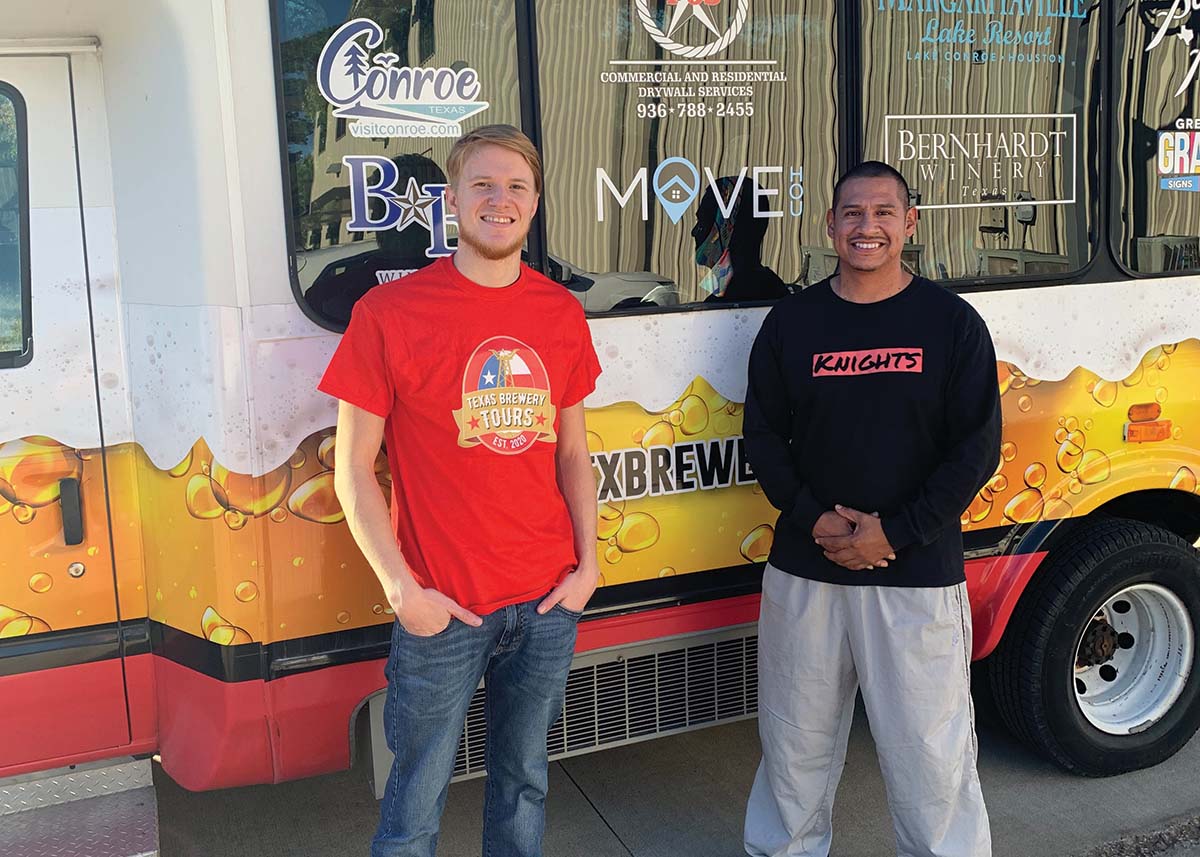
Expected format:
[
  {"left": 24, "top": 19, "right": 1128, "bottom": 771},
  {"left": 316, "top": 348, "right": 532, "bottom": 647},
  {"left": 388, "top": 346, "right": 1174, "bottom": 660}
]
[
  {"left": 469, "top": 416, "right": 480, "bottom": 429},
  {"left": 482, "top": 370, "right": 497, "bottom": 386},
  {"left": 666, "top": 0, "right": 721, "bottom": 38},
  {"left": 393, "top": 177, "right": 436, "bottom": 232},
  {"left": 535, "top": 413, "right": 547, "bottom": 426}
]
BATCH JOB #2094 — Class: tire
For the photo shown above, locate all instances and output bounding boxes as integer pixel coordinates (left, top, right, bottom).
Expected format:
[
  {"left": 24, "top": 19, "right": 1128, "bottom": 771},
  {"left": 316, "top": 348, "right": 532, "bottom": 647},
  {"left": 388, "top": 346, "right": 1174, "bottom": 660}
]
[{"left": 989, "top": 517, "right": 1200, "bottom": 776}]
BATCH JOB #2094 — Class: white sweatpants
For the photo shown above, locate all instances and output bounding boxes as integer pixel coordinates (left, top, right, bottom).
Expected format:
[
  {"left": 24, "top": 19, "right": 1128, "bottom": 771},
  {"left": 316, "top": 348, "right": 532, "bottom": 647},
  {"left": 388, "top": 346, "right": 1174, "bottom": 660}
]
[{"left": 744, "top": 565, "right": 992, "bottom": 857}]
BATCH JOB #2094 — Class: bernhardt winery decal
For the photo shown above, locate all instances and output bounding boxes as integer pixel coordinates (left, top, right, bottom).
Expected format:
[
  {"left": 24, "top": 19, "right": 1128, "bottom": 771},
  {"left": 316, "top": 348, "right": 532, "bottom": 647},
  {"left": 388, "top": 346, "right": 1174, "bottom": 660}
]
[{"left": 884, "top": 113, "right": 1077, "bottom": 208}]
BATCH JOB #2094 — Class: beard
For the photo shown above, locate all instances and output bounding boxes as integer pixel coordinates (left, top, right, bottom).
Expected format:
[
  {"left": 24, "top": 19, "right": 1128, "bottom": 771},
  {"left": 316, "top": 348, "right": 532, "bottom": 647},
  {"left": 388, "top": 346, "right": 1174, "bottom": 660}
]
[{"left": 456, "top": 219, "right": 528, "bottom": 262}]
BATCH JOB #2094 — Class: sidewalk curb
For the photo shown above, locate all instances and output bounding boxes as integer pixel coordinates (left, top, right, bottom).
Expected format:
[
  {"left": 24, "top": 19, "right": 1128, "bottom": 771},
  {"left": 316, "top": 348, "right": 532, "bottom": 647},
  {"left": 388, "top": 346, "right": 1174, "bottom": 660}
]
[{"left": 1081, "top": 815, "right": 1200, "bottom": 857}]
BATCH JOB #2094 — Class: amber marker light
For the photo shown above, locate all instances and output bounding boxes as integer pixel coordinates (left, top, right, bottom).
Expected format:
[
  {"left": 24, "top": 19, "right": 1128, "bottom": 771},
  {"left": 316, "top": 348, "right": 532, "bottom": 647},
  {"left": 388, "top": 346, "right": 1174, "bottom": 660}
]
[
  {"left": 1123, "top": 420, "right": 1172, "bottom": 443},
  {"left": 1127, "top": 402, "right": 1163, "bottom": 423}
]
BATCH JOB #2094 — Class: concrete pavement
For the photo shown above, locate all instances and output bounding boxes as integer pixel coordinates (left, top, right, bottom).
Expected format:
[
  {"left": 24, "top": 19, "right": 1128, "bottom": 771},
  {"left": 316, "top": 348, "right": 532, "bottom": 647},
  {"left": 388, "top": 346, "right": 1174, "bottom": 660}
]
[{"left": 156, "top": 691, "right": 1200, "bottom": 857}]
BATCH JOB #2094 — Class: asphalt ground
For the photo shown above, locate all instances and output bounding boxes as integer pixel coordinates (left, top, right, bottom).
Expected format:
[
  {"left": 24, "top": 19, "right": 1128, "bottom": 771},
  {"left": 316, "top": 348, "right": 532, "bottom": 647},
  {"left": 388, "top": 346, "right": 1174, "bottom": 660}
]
[{"left": 156, "top": 686, "right": 1200, "bottom": 857}]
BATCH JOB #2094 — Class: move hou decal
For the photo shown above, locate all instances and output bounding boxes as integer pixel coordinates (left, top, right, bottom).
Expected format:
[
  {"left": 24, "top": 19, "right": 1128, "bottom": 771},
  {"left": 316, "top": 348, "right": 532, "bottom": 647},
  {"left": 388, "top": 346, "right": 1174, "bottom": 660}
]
[
  {"left": 884, "top": 113, "right": 1076, "bottom": 209},
  {"left": 453, "top": 337, "right": 557, "bottom": 455},
  {"left": 317, "top": 18, "right": 489, "bottom": 138},
  {"left": 597, "top": 157, "right": 803, "bottom": 222}
]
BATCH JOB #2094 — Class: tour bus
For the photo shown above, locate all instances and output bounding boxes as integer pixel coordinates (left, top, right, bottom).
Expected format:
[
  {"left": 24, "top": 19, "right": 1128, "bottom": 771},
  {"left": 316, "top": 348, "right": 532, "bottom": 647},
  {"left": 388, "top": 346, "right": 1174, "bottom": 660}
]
[{"left": 2, "top": 0, "right": 1200, "bottom": 850}]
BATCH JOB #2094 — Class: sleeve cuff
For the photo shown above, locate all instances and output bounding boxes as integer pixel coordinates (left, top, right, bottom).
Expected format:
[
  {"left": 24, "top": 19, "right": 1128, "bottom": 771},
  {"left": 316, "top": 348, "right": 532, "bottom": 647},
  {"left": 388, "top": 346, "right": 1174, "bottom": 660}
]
[
  {"left": 788, "top": 487, "right": 826, "bottom": 539},
  {"left": 880, "top": 514, "right": 918, "bottom": 552}
]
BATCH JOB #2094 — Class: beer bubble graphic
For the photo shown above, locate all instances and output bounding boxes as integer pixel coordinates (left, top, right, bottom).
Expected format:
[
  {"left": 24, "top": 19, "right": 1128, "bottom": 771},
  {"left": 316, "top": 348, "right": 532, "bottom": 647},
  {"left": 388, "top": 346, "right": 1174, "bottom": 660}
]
[
  {"left": 201, "top": 606, "right": 251, "bottom": 645},
  {"left": 28, "top": 573, "right": 52, "bottom": 594},
  {"left": 234, "top": 581, "right": 259, "bottom": 602},
  {"left": 1024, "top": 463, "right": 1048, "bottom": 489},
  {"left": 678, "top": 395, "right": 709, "bottom": 436},
  {"left": 1091, "top": 380, "right": 1118, "bottom": 407},
  {"left": 641, "top": 421, "right": 675, "bottom": 448},
  {"left": 1077, "top": 450, "right": 1111, "bottom": 485},
  {"left": 739, "top": 525, "right": 774, "bottom": 562},
  {"left": 1004, "top": 488, "right": 1044, "bottom": 524},
  {"left": 967, "top": 492, "right": 993, "bottom": 524},
  {"left": 317, "top": 435, "right": 337, "bottom": 469},
  {"left": 1170, "top": 467, "right": 1197, "bottom": 493},
  {"left": 1001, "top": 442, "right": 1018, "bottom": 462},
  {"left": 1055, "top": 431, "right": 1086, "bottom": 473},
  {"left": 615, "top": 512, "right": 661, "bottom": 553},
  {"left": 287, "top": 471, "right": 345, "bottom": 524}
]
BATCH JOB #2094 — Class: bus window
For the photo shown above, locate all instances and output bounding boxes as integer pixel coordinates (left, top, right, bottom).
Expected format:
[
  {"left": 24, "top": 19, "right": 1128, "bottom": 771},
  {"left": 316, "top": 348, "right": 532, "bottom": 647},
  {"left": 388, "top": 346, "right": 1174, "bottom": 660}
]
[
  {"left": 860, "top": 1, "right": 1100, "bottom": 283},
  {"left": 276, "top": 0, "right": 522, "bottom": 329},
  {"left": 1113, "top": 4, "right": 1200, "bottom": 275},
  {"left": 536, "top": 1, "right": 838, "bottom": 312},
  {"left": 0, "top": 84, "right": 30, "bottom": 368}
]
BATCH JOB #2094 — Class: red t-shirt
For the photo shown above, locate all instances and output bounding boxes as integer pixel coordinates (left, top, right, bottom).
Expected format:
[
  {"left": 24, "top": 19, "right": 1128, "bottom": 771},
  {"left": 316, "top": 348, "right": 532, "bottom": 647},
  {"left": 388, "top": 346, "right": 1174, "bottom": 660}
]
[{"left": 318, "top": 257, "right": 602, "bottom": 615}]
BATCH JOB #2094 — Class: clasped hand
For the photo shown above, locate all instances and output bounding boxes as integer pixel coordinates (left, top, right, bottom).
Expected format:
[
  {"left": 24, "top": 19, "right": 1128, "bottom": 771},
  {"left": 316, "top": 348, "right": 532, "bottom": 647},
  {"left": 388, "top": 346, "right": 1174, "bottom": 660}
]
[{"left": 813, "top": 505, "right": 897, "bottom": 571}]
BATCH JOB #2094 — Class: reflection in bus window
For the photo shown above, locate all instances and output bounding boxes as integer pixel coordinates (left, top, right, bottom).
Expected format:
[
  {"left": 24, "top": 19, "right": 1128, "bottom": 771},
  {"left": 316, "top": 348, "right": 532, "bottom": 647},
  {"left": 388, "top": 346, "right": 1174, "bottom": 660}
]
[
  {"left": 0, "top": 86, "right": 29, "bottom": 364},
  {"left": 860, "top": 1, "right": 1100, "bottom": 282},
  {"left": 1114, "top": 3, "right": 1200, "bottom": 275},
  {"left": 276, "top": 0, "right": 521, "bottom": 328},
  {"left": 536, "top": 0, "right": 837, "bottom": 312}
]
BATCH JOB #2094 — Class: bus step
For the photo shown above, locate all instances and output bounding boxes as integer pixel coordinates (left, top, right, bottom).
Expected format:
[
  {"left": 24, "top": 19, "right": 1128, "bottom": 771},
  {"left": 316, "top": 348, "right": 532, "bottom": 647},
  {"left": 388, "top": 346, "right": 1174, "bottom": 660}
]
[{"left": 0, "top": 757, "right": 158, "bottom": 857}]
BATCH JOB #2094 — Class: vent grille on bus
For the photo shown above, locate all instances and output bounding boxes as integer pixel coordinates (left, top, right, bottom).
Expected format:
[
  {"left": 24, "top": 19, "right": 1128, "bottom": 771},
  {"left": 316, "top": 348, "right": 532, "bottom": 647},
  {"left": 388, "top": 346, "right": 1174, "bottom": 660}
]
[{"left": 452, "top": 630, "right": 757, "bottom": 779}]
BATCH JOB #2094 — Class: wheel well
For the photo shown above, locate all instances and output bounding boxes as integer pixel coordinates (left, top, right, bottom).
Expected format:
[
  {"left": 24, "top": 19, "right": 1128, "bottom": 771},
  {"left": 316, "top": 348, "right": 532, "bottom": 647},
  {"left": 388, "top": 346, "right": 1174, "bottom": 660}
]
[{"left": 1092, "top": 489, "right": 1200, "bottom": 545}]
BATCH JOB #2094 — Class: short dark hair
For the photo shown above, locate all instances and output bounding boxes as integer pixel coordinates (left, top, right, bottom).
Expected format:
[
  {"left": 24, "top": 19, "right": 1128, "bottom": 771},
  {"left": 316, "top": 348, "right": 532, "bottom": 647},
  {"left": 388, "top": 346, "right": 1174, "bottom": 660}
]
[{"left": 832, "top": 161, "right": 910, "bottom": 210}]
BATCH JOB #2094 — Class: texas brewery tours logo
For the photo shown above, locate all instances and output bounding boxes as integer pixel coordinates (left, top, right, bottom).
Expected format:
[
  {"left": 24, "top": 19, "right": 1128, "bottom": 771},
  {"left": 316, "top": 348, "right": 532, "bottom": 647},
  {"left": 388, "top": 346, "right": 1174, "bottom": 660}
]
[
  {"left": 453, "top": 337, "right": 557, "bottom": 456},
  {"left": 317, "top": 18, "right": 489, "bottom": 138}
]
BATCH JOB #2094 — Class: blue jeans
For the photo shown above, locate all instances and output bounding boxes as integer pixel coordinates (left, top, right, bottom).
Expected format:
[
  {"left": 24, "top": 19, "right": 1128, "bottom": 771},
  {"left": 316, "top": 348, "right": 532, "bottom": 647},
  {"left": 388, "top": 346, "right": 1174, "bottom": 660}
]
[{"left": 371, "top": 597, "right": 581, "bottom": 857}]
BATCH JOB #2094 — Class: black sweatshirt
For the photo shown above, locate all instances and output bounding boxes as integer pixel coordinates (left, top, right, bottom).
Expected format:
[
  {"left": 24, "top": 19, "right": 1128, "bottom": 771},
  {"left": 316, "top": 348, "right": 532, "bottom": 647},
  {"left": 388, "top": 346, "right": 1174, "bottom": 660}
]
[{"left": 743, "top": 276, "right": 1002, "bottom": 588}]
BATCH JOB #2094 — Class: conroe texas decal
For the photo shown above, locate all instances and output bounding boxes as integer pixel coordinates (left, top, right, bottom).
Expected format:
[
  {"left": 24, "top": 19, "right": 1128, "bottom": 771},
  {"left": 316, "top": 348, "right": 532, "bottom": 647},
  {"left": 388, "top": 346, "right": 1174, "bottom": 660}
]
[{"left": 453, "top": 336, "right": 557, "bottom": 455}]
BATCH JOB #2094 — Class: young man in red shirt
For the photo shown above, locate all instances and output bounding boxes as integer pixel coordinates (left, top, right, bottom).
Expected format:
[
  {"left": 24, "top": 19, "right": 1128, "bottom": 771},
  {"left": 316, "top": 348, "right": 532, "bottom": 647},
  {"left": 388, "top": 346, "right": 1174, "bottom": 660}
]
[{"left": 319, "top": 124, "right": 601, "bottom": 857}]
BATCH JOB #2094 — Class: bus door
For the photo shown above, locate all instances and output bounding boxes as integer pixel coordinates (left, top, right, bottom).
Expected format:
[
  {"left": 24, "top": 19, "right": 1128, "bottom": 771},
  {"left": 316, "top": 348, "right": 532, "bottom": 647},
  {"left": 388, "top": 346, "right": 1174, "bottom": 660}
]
[{"left": 0, "top": 52, "right": 130, "bottom": 768}]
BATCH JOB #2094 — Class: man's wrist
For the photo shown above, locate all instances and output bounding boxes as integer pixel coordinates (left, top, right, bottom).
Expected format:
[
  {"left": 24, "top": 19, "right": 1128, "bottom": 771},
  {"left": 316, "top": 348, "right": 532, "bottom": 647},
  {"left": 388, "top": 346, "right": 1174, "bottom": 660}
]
[{"left": 574, "top": 558, "right": 600, "bottom": 582}]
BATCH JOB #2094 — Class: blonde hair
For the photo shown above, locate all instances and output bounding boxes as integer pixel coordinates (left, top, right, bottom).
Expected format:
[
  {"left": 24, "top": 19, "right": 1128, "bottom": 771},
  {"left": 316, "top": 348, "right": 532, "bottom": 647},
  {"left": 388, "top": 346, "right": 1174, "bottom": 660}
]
[{"left": 447, "top": 124, "right": 543, "bottom": 195}]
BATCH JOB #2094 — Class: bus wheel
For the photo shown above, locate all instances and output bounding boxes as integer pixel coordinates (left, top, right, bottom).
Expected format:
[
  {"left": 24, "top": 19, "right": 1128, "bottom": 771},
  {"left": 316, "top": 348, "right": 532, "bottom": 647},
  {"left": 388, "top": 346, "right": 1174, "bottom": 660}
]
[{"left": 989, "top": 518, "right": 1200, "bottom": 776}]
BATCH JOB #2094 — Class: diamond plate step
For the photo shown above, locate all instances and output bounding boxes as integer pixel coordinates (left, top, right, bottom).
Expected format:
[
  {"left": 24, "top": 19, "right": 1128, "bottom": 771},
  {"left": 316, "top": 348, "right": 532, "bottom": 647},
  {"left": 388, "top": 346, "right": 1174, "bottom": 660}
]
[
  {"left": 0, "top": 759, "right": 158, "bottom": 857},
  {"left": 1, "top": 759, "right": 152, "bottom": 816}
]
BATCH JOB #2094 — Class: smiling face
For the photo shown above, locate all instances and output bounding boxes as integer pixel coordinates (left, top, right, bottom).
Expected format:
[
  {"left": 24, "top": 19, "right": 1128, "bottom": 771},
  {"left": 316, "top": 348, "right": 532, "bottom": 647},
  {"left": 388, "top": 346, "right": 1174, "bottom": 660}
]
[
  {"left": 446, "top": 143, "right": 539, "bottom": 263},
  {"left": 826, "top": 176, "right": 917, "bottom": 274}
]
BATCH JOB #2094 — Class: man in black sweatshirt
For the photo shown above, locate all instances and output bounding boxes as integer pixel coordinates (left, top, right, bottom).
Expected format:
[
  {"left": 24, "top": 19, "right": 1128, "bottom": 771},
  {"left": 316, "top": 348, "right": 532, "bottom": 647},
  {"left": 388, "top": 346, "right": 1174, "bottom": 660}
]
[{"left": 742, "top": 162, "right": 1000, "bottom": 857}]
